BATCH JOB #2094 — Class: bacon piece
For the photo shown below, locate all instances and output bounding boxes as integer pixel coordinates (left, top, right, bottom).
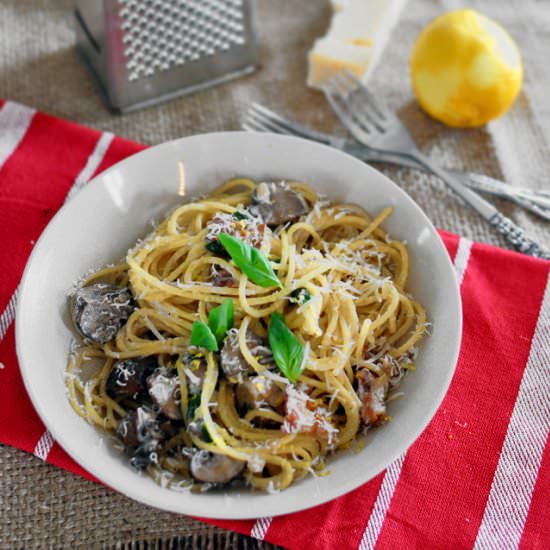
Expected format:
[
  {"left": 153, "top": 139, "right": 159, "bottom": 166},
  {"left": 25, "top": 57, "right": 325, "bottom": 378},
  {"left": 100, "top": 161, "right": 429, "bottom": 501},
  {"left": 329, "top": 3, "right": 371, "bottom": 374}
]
[
  {"left": 206, "top": 212, "right": 266, "bottom": 249},
  {"left": 282, "top": 386, "right": 338, "bottom": 443},
  {"left": 357, "top": 369, "right": 389, "bottom": 426},
  {"left": 220, "top": 328, "right": 274, "bottom": 381}
]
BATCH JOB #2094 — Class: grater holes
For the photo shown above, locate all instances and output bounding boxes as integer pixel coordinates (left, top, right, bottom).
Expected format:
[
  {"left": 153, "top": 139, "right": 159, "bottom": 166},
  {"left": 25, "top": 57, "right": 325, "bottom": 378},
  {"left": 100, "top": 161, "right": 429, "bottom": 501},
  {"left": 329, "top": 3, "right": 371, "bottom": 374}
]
[{"left": 118, "top": 0, "right": 248, "bottom": 80}]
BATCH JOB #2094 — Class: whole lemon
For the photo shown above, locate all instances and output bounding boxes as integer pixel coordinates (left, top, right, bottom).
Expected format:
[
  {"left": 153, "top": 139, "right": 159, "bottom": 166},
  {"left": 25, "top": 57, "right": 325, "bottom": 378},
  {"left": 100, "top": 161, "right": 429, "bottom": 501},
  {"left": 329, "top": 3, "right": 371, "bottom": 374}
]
[{"left": 410, "top": 9, "right": 523, "bottom": 127}]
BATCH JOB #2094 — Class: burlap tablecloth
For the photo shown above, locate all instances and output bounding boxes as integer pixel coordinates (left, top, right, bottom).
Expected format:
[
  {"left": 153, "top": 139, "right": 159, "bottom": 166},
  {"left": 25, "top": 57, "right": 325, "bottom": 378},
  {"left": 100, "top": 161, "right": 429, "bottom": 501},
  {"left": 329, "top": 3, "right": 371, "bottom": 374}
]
[{"left": 1, "top": 0, "right": 548, "bottom": 548}]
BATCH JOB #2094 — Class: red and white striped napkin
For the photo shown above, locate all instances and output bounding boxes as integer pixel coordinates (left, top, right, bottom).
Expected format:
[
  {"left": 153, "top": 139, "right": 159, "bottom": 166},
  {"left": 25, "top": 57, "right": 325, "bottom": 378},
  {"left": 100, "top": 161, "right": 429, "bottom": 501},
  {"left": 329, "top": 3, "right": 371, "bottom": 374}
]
[{"left": 1, "top": 100, "right": 549, "bottom": 550}]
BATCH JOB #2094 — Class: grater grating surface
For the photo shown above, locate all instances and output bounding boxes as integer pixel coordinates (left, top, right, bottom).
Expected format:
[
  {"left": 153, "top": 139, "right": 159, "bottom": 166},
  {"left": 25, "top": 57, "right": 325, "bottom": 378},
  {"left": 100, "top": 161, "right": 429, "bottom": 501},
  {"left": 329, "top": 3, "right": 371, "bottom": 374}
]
[
  {"left": 74, "top": 0, "right": 257, "bottom": 111},
  {"left": 119, "top": 0, "right": 248, "bottom": 82}
]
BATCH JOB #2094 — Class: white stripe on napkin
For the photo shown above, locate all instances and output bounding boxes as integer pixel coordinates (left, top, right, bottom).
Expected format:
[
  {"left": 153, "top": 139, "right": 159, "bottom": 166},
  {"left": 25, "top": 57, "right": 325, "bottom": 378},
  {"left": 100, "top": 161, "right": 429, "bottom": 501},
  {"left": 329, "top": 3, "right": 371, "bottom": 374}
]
[
  {"left": 0, "top": 287, "right": 19, "bottom": 341},
  {"left": 33, "top": 429, "right": 55, "bottom": 461},
  {"left": 474, "top": 271, "right": 550, "bottom": 550},
  {"left": 0, "top": 101, "right": 36, "bottom": 170},
  {"left": 250, "top": 516, "right": 272, "bottom": 540},
  {"left": 0, "top": 130, "right": 113, "bottom": 347},
  {"left": 356, "top": 236, "right": 472, "bottom": 550},
  {"left": 358, "top": 453, "right": 405, "bottom": 550},
  {"left": 454, "top": 237, "right": 473, "bottom": 287},
  {"left": 19, "top": 132, "right": 113, "bottom": 460},
  {"left": 65, "top": 131, "right": 114, "bottom": 202},
  {"left": 0, "top": 102, "right": 36, "bottom": 344}
]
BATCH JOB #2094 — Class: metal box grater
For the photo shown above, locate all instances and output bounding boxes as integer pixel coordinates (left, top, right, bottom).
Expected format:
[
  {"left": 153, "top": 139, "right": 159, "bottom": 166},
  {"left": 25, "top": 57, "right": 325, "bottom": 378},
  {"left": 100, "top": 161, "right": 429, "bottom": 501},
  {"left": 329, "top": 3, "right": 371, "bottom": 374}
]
[{"left": 74, "top": 0, "right": 258, "bottom": 112}]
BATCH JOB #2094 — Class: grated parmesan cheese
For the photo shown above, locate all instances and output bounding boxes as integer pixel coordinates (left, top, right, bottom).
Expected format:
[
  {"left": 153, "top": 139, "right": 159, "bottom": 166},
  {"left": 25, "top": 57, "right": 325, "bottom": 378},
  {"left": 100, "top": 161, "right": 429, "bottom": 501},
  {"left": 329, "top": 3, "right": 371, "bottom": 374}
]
[
  {"left": 142, "top": 315, "right": 165, "bottom": 340},
  {"left": 283, "top": 386, "right": 339, "bottom": 446},
  {"left": 247, "top": 454, "right": 266, "bottom": 473},
  {"left": 206, "top": 211, "right": 270, "bottom": 253},
  {"left": 266, "top": 480, "right": 281, "bottom": 494}
]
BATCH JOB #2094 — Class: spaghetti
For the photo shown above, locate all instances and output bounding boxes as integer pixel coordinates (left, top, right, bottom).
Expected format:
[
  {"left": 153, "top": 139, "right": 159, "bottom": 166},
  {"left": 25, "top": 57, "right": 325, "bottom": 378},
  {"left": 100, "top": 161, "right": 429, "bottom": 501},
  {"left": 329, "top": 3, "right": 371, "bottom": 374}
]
[{"left": 66, "top": 178, "right": 427, "bottom": 493}]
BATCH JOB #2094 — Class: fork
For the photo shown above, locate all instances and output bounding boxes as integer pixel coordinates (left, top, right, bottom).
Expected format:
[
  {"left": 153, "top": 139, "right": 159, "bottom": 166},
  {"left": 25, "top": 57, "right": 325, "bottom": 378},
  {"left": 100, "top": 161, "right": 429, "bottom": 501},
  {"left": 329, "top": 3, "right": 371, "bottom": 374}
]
[
  {"left": 322, "top": 72, "right": 550, "bottom": 260},
  {"left": 243, "top": 103, "right": 550, "bottom": 221}
]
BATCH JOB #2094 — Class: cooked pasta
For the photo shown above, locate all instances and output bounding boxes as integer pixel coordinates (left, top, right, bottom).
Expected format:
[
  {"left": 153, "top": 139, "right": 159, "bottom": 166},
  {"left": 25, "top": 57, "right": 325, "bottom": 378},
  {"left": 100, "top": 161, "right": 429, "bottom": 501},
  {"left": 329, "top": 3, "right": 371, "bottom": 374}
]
[{"left": 66, "top": 178, "right": 427, "bottom": 493}]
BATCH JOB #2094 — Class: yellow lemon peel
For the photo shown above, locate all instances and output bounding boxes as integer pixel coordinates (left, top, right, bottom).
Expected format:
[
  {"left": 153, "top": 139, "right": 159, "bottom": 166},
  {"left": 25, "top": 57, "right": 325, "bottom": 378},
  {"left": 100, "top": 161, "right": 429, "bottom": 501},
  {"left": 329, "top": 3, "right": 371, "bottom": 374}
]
[{"left": 410, "top": 9, "right": 523, "bottom": 127}]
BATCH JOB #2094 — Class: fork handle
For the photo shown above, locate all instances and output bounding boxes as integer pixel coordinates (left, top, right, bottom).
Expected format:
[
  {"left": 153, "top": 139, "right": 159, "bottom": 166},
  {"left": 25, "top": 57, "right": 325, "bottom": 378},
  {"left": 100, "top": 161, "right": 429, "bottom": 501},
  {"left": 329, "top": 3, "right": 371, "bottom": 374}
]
[
  {"left": 348, "top": 146, "right": 550, "bottom": 219},
  {"left": 488, "top": 213, "right": 550, "bottom": 260},
  {"left": 468, "top": 173, "right": 550, "bottom": 209},
  {"left": 412, "top": 152, "right": 550, "bottom": 260}
]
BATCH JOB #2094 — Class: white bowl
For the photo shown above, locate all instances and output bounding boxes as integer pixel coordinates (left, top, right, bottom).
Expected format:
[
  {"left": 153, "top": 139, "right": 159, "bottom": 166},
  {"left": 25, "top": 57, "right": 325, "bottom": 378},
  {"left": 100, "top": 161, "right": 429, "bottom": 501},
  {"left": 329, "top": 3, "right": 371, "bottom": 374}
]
[{"left": 16, "top": 132, "right": 461, "bottom": 519}]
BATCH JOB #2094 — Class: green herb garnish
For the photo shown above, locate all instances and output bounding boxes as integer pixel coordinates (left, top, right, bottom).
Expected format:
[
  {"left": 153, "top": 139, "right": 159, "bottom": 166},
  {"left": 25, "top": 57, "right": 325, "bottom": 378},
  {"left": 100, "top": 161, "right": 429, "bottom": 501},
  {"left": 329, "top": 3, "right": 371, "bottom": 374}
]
[
  {"left": 190, "top": 299, "right": 233, "bottom": 351},
  {"left": 268, "top": 312, "right": 305, "bottom": 383},
  {"left": 289, "top": 288, "right": 311, "bottom": 306},
  {"left": 187, "top": 393, "right": 200, "bottom": 422},
  {"left": 201, "top": 424, "right": 213, "bottom": 443},
  {"left": 205, "top": 239, "right": 229, "bottom": 257},
  {"left": 208, "top": 298, "right": 234, "bottom": 345},
  {"left": 218, "top": 232, "right": 281, "bottom": 288},
  {"left": 232, "top": 210, "right": 249, "bottom": 221},
  {"left": 190, "top": 321, "right": 218, "bottom": 351}
]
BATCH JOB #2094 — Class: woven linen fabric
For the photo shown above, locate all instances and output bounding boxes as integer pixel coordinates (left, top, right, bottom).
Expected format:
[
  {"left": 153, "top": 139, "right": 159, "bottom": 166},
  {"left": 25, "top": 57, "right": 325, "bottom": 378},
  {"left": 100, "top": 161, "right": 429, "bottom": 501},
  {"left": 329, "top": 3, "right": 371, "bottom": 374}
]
[
  {"left": 0, "top": 101, "right": 549, "bottom": 550},
  {"left": 1, "top": 0, "right": 550, "bottom": 548}
]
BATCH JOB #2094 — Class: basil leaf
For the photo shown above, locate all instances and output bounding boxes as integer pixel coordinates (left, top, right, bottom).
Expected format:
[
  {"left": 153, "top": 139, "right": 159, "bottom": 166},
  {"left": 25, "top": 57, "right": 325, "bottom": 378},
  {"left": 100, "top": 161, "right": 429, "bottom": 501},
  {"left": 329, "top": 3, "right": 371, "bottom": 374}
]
[
  {"left": 205, "top": 239, "right": 229, "bottom": 258},
  {"left": 218, "top": 232, "right": 281, "bottom": 288},
  {"left": 190, "top": 321, "right": 218, "bottom": 351},
  {"left": 290, "top": 288, "right": 311, "bottom": 305},
  {"left": 201, "top": 423, "right": 213, "bottom": 443},
  {"left": 232, "top": 210, "right": 249, "bottom": 221},
  {"left": 268, "top": 312, "right": 305, "bottom": 383},
  {"left": 208, "top": 298, "right": 234, "bottom": 344},
  {"left": 187, "top": 393, "right": 200, "bottom": 422}
]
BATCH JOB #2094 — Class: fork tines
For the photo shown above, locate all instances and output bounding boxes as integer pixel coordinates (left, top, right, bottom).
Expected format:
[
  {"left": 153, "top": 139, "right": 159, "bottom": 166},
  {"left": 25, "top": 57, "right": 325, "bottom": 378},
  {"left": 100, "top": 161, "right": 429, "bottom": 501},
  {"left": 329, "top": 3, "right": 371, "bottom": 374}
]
[
  {"left": 325, "top": 71, "right": 389, "bottom": 117},
  {"left": 243, "top": 103, "right": 291, "bottom": 135},
  {"left": 242, "top": 103, "right": 329, "bottom": 143},
  {"left": 322, "top": 70, "right": 394, "bottom": 139}
]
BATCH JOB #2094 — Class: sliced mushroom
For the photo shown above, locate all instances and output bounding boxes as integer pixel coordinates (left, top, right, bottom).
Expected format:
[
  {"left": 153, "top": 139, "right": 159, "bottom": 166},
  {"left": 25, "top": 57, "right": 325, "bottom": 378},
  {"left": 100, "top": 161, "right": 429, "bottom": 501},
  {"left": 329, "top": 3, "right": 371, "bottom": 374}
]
[
  {"left": 106, "top": 356, "right": 157, "bottom": 399},
  {"left": 249, "top": 181, "right": 310, "bottom": 227},
  {"left": 190, "top": 450, "right": 245, "bottom": 484},
  {"left": 116, "top": 407, "right": 164, "bottom": 446},
  {"left": 210, "top": 265, "right": 238, "bottom": 288},
  {"left": 181, "top": 351, "right": 208, "bottom": 393},
  {"left": 147, "top": 367, "right": 182, "bottom": 420},
  {"left": 70, "top": 283, "right": 134, "bottom": 344},
  {"left": 220, "top": 328, "right": 274, "bottom": 381},
  {"left": 116, "top": 411, "right": 141, "bottom": 448},
  {"left": 157, "top": 417, "right": 181, "bottom": 440},
  {"left": 357, "top": 369, "right": 389, "bottom": 426},
  {"left": 116, "top": 407, "right": 166, "bottom": 470},
  {"left": 236, "top": 377, "right": 284, "bottom": 413},
  {"left": 129, "top": 439, "right": 161, "bottom": 470}
]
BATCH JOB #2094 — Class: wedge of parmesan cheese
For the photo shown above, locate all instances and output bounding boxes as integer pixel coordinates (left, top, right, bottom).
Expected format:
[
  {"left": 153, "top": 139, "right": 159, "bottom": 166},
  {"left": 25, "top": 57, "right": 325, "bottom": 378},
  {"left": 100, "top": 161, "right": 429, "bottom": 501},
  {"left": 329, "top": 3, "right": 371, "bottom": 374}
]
[
  {"left": 330, "top": 0, "right": 351, "bottom": 12},
  {"left": 307, "top": 0, "right": 408, "bottom": 89}
]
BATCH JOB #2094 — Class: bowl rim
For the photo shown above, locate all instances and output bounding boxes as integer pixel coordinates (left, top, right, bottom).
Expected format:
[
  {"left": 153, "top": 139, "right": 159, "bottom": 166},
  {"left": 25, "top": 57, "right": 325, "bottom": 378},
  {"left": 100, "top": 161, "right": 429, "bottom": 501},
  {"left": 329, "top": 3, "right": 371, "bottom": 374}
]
[{"left": 16, "top": 131, "right": 462, "bottom": 518}]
